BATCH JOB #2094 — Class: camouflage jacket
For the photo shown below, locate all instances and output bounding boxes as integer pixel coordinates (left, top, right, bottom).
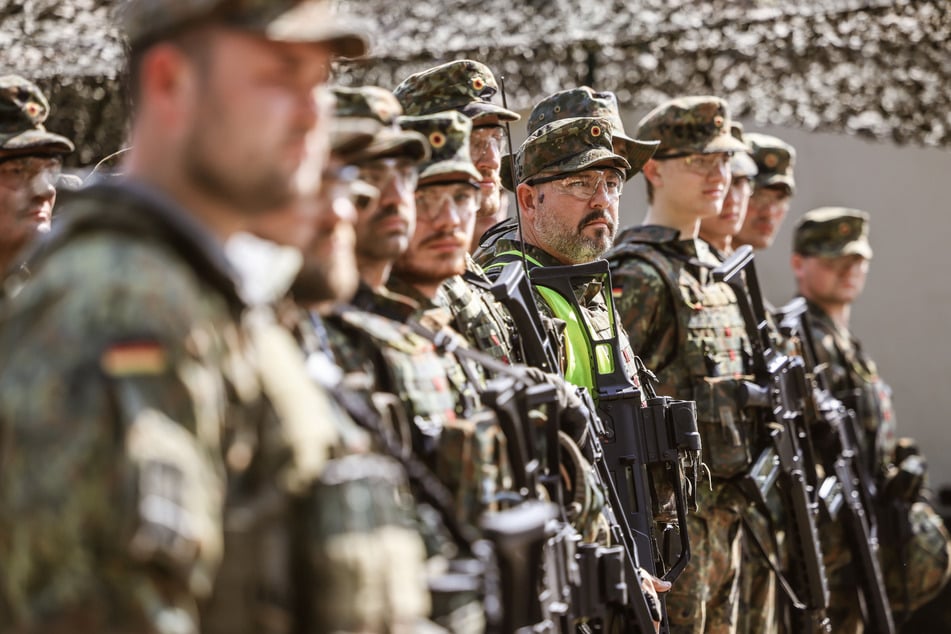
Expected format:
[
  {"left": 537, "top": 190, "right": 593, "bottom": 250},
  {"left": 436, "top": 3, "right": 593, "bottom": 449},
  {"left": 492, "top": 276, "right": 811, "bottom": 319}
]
[
  {"left": 480, "top": 231, "right": 640, "bottom": 393},
  {"left": 0, "top": 181, "right": 254, "bottom": 633},
  {"left": 803, "top": 299, "right": 897, "bottom": 473},
  {"left": 607, "top": 225, "right": 754, "bottom": 479}
]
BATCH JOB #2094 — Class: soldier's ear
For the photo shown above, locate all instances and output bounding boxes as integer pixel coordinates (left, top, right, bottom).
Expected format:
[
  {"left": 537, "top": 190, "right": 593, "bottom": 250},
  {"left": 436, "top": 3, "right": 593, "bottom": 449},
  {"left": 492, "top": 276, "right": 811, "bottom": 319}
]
[
  {"left": 790, "top": 253, "right": 805, "bottom": 281},
  {"left": 516, "top": 183, "right": 538, "bottom": 222},
  {"left": 642, "top": 159, "right": 662, "bottom": 190}
]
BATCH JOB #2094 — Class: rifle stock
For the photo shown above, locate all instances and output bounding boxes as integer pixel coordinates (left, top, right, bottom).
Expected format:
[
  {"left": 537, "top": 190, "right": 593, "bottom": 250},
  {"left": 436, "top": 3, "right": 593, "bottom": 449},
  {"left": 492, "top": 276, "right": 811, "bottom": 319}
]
[{"left": 712, "top": 245, "right": 831, "bottom": 633}]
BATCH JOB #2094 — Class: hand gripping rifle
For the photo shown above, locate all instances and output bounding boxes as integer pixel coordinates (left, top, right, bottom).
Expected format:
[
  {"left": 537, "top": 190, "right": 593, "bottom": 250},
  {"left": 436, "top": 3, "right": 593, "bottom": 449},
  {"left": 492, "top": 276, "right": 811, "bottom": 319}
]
[
  {"left": 778, "top": 298, "right": 896, "bottom": 633},
  {"left": 711, "top": 245, "right": 831, "bottom": 633},
  {"left": 489, "top": 259, "right": 702, "bottom": 634}
]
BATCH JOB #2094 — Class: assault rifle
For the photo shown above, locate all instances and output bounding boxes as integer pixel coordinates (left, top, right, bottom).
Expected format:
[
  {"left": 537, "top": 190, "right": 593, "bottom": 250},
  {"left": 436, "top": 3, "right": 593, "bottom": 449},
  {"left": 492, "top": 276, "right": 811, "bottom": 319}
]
[
  {"left": 712, "top": 245, "right": 831, "bottom": 633},
  {"left": 778, "top": 298, "right": 896, "bottom": 633},
  {"left": 490, "top": 259, "right": 702, "bottom": 634}
]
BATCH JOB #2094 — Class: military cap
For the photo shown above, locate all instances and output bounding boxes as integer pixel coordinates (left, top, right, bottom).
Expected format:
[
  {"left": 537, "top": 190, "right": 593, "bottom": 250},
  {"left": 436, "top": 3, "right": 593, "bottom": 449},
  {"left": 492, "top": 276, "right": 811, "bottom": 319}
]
[
  {"left": 398, "top": 111, "right": 481, "bottom": 186},
  {"left": 0, "top": 75, "right": 74, "bottom": 155},
  {"left": 745, "top": 132, "right": 796, "bottom": 193},
  {"left": 793, "top": 207, "right": 873, "bottom": 259},
  {"left": 393, "top": 60, "right": 520, "bottom": 124},
  {"left": 331, "top": 86, "right": 428, "bottom": 163},
  {"left": 729, "top": 122, "right": 758, "bottom": 179},
  {"left": 635, "top": 95, "right": 747, "bottom": 159},
  {"left": 121, "top": 0, "right": 368, "bottom": 57},
  {"left": 513, "top": 116, "right": 630, "bottom": 189}
]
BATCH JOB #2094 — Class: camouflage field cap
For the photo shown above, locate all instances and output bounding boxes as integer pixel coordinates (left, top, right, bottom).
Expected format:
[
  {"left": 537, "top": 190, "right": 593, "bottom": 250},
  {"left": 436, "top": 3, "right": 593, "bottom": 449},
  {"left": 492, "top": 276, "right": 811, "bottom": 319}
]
[
  {"left": 331, "top": 86, "right": 429, "bottom": 163},
  {"left": 746, "top": 132, "right": 796, "bottom": 193},
  {"left": 397, "top": 111, "right": 482, "bottom": 186},
  {"left": 0, "top": 75, "right": 74, "bottom": 155},
  {"left": 793, "top": 207, "right": 873, "bottom": 259},
  {"left": 729, "top": 122, "right": 758, "bottom": 179},
  {"left": 513, "top": 116, "right": 630, "bottom": 189},
  {"left": 393, "top": 60, "right": 520, "bottom": 124},
  {"left": 635, "top": 95, "right": 748, "bottom": 159},
  {"left": 121, "top": 0, "right": 368, "bottom": 57}
]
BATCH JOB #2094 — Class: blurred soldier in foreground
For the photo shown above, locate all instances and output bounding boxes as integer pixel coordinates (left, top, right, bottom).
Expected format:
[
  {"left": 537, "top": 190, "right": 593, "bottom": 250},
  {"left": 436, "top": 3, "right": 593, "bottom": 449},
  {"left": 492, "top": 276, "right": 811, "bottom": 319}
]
[
  {"left": 395, "top": 60, "right": 520, "bottom": 363},
  {"left": 733, "top": 132, "right": 796, "bottom": 250},
  {"left": 0, "top": 1, "right": 364, "bottom": 632},
  {"left": 698, "top": 123, "right": 757, "bottom": 259},
  {"left": 0, "top": 74, "right": 73, "bottom": 282},
  {"left": 792, "top": 208, "right": 951, "bottom": 632},
  {"left": 606, "top": 96, "right": 767, "bottom": 634}
]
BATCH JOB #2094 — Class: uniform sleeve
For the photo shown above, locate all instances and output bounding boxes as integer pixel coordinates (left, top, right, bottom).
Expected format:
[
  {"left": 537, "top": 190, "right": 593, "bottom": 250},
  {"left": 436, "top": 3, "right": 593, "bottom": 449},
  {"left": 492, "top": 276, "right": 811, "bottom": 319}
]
[
  {"left": 611, "top": 259, "right": 679, "bottom": 373},
  {"left": 0, "top": 237, "right": 226, "bottom": 630}
]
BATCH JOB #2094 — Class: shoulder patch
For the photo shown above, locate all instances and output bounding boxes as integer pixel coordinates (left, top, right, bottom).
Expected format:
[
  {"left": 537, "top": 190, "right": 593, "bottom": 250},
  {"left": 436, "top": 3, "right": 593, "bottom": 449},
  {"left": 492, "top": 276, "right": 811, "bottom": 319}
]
[{"left": 101, "top": 341, "right": 169, "bottom": 377}]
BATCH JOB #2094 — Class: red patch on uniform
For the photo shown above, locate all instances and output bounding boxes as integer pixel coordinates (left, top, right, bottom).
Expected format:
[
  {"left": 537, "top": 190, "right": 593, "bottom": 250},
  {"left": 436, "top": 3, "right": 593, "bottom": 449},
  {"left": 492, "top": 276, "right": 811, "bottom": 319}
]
[{"left": 724, "top": 327, "right": 731, "bottom": 337}]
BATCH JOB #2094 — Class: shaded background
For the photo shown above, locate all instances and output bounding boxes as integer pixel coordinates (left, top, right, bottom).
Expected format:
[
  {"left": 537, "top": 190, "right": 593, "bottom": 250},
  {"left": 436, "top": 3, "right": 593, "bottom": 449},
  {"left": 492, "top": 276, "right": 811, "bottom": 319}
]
[{"left": 4, "top": 1, "right": 951, "bottom": 496}]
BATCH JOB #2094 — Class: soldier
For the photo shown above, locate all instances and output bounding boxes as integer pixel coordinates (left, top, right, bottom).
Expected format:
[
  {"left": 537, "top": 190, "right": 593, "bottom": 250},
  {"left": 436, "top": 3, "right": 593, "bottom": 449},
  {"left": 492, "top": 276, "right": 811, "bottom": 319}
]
[
  {"left": 0, "top": 74, "right": 73, "bottom": 280},
  {"left": 605, "top": 96, "right": 775, "bottom": 634},
  {"left": 792, "top": 208, "right": 951, "bottom": 631},
  {"left": 395, "top": 59, "right": 519, "bottom": 251},
  {"left": 698, "top": 123, "right": 757, "bottom": 259},
  {"left": 480, "top": 116, "right": 647, "bottom": 389},
  {"left": 0, "top": 1, "right": 365, "bottom": 632},
  {"left": 733, "top": 132, "right": 796, "bottom": 250},
  {"left": 394, "top": 60, "right": 520, "bottom": 363}
]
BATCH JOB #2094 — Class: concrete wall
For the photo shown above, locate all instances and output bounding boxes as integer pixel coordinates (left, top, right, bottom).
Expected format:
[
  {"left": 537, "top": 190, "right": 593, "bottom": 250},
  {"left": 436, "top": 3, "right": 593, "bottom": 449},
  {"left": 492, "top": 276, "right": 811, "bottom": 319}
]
[{"left": 505, "top": 112, "right": 951, "bottom": 496}]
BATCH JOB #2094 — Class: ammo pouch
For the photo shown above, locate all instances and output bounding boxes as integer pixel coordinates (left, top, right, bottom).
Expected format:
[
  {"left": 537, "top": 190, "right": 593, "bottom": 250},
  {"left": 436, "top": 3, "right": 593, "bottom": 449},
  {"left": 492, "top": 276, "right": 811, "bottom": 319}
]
[{"left": 691, "top": 376, "right": 752, "bottom": 479}]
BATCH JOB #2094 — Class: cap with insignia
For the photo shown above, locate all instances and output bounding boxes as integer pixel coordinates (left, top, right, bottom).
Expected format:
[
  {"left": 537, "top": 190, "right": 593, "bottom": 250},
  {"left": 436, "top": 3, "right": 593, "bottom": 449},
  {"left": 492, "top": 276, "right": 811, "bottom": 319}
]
[
  {"left": 0, "top": 75, "right": 74, "bottom": 156},
  {"left": 513, "top": 116, "right": 630, "bottom": 189},
  {"left": 331, "top": 86, "right": 428, "bottom": 163},
  {"left": 729, "top": 122, "right": 757, "bottom": 179},
  {"left": 793, "top": 207, "right": 873, "bottom": 259},
  {"left": 746, "top": 132, "right": 796, "bottom": 194},
  {"left": 499, "top": 86, "right": 658, "bottom": 190},
  {"left": 397, "top": 111, "right": 481, "bottom": 186},
  {"left": 393, "top": 59, "right": 520, "bottom": 124},
  {"left": 635, "top": 95, "right": 748, "bottom": 159},
  {"left": 121, "top": 0, "right": 368, "bottom": 57}
]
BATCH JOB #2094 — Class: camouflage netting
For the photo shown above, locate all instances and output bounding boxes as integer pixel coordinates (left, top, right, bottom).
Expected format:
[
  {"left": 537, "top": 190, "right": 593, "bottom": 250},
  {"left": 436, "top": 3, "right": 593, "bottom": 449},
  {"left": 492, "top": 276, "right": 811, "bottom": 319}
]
[{"left": 2, "top": 0, "right": 948, "bottom": 167}]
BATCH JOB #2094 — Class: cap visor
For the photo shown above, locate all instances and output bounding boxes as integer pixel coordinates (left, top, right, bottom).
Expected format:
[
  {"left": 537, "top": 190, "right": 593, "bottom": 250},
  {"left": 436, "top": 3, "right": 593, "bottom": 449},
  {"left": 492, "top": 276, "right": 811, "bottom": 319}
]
[
  {"left": 614, "top": 136, "right": 659, "bottom": 179},
  {"left": 265, "top": 1, "right": 369, "bottom": 57},
  {"left": 702, "top": 133, "right": 750, "bottom": 154},
  {"left": 358, "top": 130, "right": 430, "bottom": 163},
  {"left": 1, "top": 129, "right": 74, "bottom": 154},
  {"left": 419, "top": 161, "right": 482, "bottom": 185},
  {"left": 461, "top": 101, "right": 521, "bottom": 123},
  {"left": 730, "top": 153, "right": 758, "bottom": 178},
  {"left": 841, "top": 240, "right": 873, "bottom": 260},
  {"left": 756, "top": 174, "right": 795, "bottom": 194},
  {"left": 545, "top": 148, "right": 630, "bottom": 178}
]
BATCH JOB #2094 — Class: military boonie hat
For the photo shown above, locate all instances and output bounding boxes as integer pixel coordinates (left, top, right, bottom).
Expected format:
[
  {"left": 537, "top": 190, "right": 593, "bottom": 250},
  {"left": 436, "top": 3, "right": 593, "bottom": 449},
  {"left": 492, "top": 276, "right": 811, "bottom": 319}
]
[
  {"left": 0, "top": 75, "right": 74, "bottom": 155},
  {"left": 512, "top": 116, "right": 630, "bottom": 189},
  {"left": 499, "top": 86, "right": 658, "bottom": 190},
  {"left": 793, "top": 207, "right": 873, "bottom": 259},
  {"left": 398, "top": 111, "right": 481, "bottom": 186},
  {"left": 636, "top": 95, "right": 748, "bottom": 159},
  {"left": 746, "top": 132, "right": 796, "bottom": 193},
  {"left": 729, "top": 122, "right": 757, "bottom": 179},
  {"left": 121, "top": 0, "right": 368, "bottom": 57},
  {"left": 393, "top": 60, "right": 520, "bottom": 124},
  {"left": 331, "top": 86, "right": 429, "bottom": 163}
]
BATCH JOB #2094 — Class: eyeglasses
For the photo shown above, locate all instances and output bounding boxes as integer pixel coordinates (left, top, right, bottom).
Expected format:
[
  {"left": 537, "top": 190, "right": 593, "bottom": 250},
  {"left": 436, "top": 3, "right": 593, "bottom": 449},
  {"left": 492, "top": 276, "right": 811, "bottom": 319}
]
[
  {"left": 322, "top": 164, "right": 380, "bottom": 212},
  {"left": 0, "top": 156, "right": 62, "bottom": 189},
  {"left": 470, "top": 126, "right": 506, "bottom": 161},
  {"left": 358, "top": 158, "right": 419, "bottom": 194},
  {"left": 530, "top": 169, "right": 624, "bottom": 201},
  {"left": 414, "top": 184, "right": 482, "bottom": 222},
  {"left": 657, "top": 152, "right": 732, "bottom": 176}
]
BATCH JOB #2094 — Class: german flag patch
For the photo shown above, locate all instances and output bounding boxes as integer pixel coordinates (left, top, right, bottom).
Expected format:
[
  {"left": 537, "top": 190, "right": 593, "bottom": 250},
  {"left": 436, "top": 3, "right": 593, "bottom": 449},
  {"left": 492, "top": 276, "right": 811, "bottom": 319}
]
[
  {"left": 101, "top": 341, "right": 169, "bottom": 377},
  {"left": 612, "top": 287, "right": 624, "bottom": 299}
]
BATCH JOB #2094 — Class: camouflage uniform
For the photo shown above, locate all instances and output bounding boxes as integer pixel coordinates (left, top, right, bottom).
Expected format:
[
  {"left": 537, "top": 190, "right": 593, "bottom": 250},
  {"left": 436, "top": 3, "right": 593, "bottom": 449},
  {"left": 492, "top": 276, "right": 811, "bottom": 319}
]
[
  {"left": 0, "top": 182, "right": 253, "bottom": 633},
  {"left": 794, "top": 208, "right": 951, "bottom": 630},
  {"left": 606, "top": 97, "right": 775, "bottom": 634},
  {"left": 395, "top": 61, "right": 521, "bottom": 364}
]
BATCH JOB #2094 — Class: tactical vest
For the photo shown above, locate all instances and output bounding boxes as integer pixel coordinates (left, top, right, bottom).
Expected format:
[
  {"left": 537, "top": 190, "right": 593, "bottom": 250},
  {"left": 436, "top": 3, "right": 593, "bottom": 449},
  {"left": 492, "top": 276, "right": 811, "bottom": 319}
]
[
  {"left": 608, "top": 238, "right": 754, "bottom": 479},
  {"left": 327, "top": 306, "right": 512, "bottom": 524},
  {"left": 437, "top": 267, "right": 516, "bottom": 364},
  {"left": 485, "top": 250, "right": 637, "bottom": 393}
]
